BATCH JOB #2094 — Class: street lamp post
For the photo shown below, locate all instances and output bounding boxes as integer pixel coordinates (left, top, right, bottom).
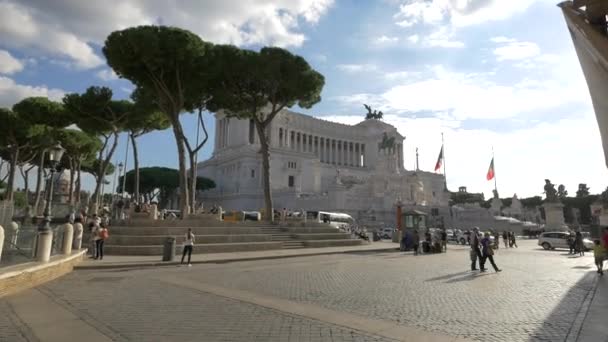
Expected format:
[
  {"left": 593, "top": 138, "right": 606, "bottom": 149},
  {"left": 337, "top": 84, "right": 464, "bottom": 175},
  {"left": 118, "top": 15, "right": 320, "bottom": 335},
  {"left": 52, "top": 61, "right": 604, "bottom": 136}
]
[{"left": 36, "top": 143, "right": 65, "bottom": 263}]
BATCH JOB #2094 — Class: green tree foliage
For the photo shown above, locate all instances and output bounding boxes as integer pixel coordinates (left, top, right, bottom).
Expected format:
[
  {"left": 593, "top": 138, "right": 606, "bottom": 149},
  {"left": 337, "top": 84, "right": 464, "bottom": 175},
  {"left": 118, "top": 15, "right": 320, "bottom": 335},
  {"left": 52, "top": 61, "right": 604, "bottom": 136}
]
[
  {"left": 449, "top": 191, "right": 485, "bottom": 205},
  {"left": 63, "top": 86, "right": 129, "bottom": 212},
  {"left": 207, "top": 45, "right": 325, "bottom": 220},
  {"left": 0, "top": 108, "right": 33, "bottom": 200},
  {"left": 55, "top": 129, "right": 103, "bottom": 205},
  {"left": 103, "top": 25, "right": 212, "bottom": 217},
  {"left": 127, "top": 88, "right": 171, "bottom": 204},
  {"left": 117, "top": 167, "right": 215, "bottom": 207},
  {"left": 520, "top": 196, "right": 543, "bottom": 208},
  {"left": 12, "top": 97, "right": 71, "bottom": 211}
]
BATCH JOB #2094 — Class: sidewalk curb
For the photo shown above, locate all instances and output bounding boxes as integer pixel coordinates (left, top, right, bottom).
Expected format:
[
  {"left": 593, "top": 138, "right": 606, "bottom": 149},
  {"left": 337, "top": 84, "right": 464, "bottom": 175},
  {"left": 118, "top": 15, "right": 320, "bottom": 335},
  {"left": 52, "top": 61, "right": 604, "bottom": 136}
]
[{"left": 74, "top": 247, "right": 400, "bottom": 271}]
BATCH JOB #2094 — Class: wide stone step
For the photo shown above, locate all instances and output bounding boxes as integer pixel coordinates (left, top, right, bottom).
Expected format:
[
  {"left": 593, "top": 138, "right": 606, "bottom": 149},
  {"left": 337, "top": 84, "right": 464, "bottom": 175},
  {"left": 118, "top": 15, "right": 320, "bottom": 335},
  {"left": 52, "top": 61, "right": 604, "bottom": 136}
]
[
  {"left": 104, "top": 241, "right": 283, "bottom": 255},
  {"left": 302, "top": 239, "right": 363, "bottom": 248},
  {"left": 293, "top": 233, "right": 352, "bottom": 240},
  {"left": 107, "top": 227, "right": 265, "bottom": 236},
  {"left": 287, "top": 227, "right": 341, "bottom": 234},
  {"left": 282, "top": 241, "right": 305, "bottom": 249},
  {"left": 102, "top": 234, "right": 272, "bottom": 246}
]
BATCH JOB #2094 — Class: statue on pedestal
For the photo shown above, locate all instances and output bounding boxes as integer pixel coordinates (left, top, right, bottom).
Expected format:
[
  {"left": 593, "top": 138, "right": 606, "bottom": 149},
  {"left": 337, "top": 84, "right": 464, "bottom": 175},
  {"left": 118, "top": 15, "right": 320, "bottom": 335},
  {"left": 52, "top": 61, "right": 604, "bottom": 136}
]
[
  {"left": 335, "top": 168, "right": 342, "bottom": 185},
  {"left": 557, "top": 184, "right": 568, "bottom": 200},
  {"left": 544, "top": 179, "right": 558, "bottom": 202}
]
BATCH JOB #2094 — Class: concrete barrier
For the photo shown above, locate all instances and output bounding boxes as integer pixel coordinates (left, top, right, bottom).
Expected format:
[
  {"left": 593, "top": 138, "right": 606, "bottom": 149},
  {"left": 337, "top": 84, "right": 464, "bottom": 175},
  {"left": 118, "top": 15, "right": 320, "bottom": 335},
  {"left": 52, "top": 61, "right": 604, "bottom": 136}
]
[{"left": 0, "top": 250, "right": 86, "bottom": 298}]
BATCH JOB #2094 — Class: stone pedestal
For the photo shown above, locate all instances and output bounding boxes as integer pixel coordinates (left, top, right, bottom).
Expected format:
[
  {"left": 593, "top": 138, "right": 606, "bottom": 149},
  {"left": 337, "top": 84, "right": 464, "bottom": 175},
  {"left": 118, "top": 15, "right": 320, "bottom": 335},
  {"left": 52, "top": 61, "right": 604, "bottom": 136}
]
[
  {"left": 490, "top": 198, "right": 502, "bottom": 216},
  {"left": 0, "top": 225, "right": 4, "bottom": 263},
  {"left": 36, "top": 230, "right": 53, "bottom": 263},
  {"left": 8, "top": 221, "right": 19, "bottom": 250},
  {"left": 543, "top": 202, "right": 568, "bottom": 231}
]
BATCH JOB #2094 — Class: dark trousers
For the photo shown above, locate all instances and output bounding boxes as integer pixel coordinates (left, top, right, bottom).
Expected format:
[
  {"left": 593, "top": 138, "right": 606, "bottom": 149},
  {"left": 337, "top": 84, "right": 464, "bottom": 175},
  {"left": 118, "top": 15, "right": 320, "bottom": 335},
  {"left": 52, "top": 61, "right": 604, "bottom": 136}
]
[
  {"left": 472, "top": 248, "right": 484, "bottom": 270},
  {"left": 482, "top": 254, "right": 499, "bottom": 271},
  {"left": 181, "top": 245, "right": 193, "bottom": 264},
  {"left": 95, "top": 240, "right": 104, "bottom": 259}
]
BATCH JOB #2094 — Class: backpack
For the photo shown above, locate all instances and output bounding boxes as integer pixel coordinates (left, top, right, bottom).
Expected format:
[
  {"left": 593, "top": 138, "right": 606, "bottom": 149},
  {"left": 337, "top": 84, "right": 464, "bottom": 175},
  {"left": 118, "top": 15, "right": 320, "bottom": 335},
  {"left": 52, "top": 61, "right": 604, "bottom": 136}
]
[{"left": 99, "top": 228, "right": 109, "bottom": 240}]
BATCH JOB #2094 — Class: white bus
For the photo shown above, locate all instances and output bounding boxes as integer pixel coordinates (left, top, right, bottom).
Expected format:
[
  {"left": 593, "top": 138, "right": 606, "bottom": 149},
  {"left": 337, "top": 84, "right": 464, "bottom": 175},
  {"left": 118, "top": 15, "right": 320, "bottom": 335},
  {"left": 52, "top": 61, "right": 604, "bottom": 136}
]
[{"left": 307, "top": 211, "right": 354, "bottom": 230}]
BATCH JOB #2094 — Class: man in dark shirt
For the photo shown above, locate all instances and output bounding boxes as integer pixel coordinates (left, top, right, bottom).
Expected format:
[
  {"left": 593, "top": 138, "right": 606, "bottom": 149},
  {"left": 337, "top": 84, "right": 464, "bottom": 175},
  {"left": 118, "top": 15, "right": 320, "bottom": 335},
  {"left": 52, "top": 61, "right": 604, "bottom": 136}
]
[{"left": 441, "top": 229, "right": 448, "bottom": 252}]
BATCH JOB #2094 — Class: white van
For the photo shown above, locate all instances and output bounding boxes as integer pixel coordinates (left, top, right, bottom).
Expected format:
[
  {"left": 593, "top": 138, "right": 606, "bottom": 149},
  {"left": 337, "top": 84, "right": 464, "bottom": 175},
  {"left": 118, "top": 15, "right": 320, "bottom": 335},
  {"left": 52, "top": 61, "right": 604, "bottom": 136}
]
[{"left": 307, "top": 211, "right": 354, "bottom": 230}]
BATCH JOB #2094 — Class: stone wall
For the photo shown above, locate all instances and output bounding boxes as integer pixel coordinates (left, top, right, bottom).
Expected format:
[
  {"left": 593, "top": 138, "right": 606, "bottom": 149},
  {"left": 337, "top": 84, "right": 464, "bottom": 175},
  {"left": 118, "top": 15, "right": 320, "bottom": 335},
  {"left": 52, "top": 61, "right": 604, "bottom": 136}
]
[{"left": 0, "top": 250, "right": 86, "bottom": 298}]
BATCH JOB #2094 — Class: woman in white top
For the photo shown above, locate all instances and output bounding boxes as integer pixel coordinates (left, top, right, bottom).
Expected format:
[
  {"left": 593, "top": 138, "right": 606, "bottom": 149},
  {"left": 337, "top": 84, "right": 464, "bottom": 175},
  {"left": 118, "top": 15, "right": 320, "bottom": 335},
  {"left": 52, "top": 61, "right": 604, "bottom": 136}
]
[{"left": 181, "top": 228, "right": 195, "bottom": 266}]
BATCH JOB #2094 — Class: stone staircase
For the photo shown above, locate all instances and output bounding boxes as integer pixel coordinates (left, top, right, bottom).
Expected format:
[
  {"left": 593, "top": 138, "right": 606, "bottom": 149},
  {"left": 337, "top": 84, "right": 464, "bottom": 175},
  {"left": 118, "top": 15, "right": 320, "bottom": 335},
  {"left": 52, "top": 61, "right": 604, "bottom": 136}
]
[{"left": 96, "top": 219, "right": 364, "bottom": 256}]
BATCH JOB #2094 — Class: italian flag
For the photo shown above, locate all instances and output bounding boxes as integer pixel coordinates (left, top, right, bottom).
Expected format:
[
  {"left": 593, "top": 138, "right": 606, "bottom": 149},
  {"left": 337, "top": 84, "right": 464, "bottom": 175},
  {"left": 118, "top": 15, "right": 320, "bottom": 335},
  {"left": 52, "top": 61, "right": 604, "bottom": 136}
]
[
  {"left": 486, "top": 157, "right": 495, "bottom": 181},
  {"left": 434, "top": 145, "right": 443, "bottom": 172}
]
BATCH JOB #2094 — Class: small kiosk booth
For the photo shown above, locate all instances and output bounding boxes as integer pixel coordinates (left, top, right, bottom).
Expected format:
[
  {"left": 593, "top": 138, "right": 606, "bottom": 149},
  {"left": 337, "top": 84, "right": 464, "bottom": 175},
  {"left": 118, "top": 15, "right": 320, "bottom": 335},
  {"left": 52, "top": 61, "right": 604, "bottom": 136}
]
[{"left": 394, "top": 209, "right": 428, "bottom": 249}]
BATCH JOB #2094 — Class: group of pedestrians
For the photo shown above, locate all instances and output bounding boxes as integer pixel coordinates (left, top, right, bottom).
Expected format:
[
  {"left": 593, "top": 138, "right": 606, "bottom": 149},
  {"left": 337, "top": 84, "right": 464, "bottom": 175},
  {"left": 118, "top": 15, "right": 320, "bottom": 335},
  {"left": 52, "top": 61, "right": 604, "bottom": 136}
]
[
  {"left": 470, "top": 227, "right": 502, "bottom": 273},
  {"left": 501, "top": 231, "right": 518, "bottom": 248},
  {"left": 87, "top": 214, "right": 109, "bottom": 260},
  {"left": 567, "top": 231, "right": 586, "bottom": 256}
]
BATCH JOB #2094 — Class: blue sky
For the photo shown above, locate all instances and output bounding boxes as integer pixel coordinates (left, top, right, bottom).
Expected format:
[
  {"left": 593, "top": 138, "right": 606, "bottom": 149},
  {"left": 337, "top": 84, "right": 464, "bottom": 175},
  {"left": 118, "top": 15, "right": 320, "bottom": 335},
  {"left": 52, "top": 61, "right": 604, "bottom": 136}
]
[{"left": 1, "top": 0, "right": 606, "bottom": 198}]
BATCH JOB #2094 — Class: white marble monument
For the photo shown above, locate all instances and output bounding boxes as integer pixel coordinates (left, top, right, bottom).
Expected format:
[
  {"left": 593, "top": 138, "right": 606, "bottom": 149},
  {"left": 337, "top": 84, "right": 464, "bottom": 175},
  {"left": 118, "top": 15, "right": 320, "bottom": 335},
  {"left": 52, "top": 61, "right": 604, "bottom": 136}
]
[{"left": 197, "top": 109, "right": 448, "bottom": 227}]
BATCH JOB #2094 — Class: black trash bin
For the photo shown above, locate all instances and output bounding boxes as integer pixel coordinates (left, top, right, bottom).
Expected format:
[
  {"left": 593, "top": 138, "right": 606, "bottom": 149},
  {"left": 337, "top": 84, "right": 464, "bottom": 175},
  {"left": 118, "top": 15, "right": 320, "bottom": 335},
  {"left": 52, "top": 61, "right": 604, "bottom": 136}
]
[{"left": 162, "top": 237, "right": 176, "bottom": 261}]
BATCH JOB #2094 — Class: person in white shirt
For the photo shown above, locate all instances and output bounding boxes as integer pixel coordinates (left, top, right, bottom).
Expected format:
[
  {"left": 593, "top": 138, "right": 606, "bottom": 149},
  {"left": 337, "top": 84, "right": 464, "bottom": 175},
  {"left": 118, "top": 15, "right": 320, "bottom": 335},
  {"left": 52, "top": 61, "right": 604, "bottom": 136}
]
[{"left": 181, "top": 228, "right": 195, "bottom": 266}]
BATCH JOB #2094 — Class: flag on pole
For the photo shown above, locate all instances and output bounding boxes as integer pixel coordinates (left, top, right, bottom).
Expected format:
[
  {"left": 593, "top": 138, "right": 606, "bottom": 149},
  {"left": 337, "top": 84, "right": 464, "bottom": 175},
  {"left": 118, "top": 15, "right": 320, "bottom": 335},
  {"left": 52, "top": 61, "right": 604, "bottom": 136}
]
[
  {"left": 486, "top": 157, "right": 495, "bottom": 180},
  {"left": 434, "top": 145, "right": 444, "bottom": 172}
]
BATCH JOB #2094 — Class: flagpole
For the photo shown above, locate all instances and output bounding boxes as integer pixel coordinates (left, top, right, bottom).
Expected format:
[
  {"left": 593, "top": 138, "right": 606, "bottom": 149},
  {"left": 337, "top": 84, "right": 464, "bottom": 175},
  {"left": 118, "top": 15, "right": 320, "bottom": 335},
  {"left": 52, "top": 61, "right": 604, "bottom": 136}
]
[
  {"left": 442, "top": 133, "right": 447, "bottom": 190},
  {"left": 492, "top": 146, "right": 497, "bottom": 193}
]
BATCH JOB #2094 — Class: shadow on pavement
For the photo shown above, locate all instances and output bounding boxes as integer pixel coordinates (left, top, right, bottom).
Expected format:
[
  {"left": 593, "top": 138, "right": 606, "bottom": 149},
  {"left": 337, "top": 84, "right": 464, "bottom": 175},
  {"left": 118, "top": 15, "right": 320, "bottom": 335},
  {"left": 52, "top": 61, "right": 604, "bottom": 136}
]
[
  {"left": 444, "top": 272, "right": 492, "bottom": 283},
  {"left": 528, "top": 272, "right": 597, "bottom": 342},
  {"left": 425, "top": 271, "right": 470, "bottom": 282}
]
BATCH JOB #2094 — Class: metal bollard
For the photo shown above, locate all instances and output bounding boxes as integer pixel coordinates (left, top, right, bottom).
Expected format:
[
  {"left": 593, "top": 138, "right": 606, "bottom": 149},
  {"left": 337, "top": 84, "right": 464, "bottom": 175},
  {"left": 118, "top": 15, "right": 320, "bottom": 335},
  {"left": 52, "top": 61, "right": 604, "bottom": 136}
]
[
  {"left": 73, "top": 222, "right": 83, "bottom": 250},
  {"left": 162, "top": 237, "right": 176, "bottom": 262},
  {"left": 62, "top": 223, "right": 74, "bottom": 255}
]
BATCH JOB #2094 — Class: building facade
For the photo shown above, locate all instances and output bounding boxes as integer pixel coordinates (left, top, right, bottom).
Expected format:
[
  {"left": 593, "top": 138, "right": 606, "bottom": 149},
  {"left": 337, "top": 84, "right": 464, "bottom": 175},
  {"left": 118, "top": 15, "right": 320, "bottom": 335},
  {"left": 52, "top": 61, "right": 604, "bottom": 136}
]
[{"left": 197, "top": 109, "right": 448, "bottom": 227}]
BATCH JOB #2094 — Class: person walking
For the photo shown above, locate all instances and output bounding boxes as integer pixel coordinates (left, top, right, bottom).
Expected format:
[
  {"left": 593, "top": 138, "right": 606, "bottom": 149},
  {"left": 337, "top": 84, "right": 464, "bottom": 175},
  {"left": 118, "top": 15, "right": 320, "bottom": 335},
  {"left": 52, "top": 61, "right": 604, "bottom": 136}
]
[
  {"left": 181, "top": 228, "right": 195, "bottom": 266},
  {"left": 593, "top": 239, "right": 604, "bottom": 275},
  {"left": 470, "top": 227, "right": 485, "bottom": 271},
  {"left": 493, "top": 231, "right": 500, "bottom": 250},
  {"left": 481, "top": 232, "right": 501, "bottom": 272},
  {"left": 502, "top": 231, "right": 508, "bottom": 248},
  {"left": 88, "top": 222, "right": 98, "bottom": 259},
  {"left": 441, "top": 229, "right": 448, "bottom": 253},
  {"left": 510, "top": 231, "right": 518, "bottom": 248},
  {"left": 412, "top": 230, "right": 420, "bottom": 256},
  {"left": 95, "top": 223, "right": 109, "bottom": 260},
  {"left": 575, "top": 231, "right": 584, "bottom": 256},
  {"left": 568, "top": 233, "right": 575, "bottom": 254}
]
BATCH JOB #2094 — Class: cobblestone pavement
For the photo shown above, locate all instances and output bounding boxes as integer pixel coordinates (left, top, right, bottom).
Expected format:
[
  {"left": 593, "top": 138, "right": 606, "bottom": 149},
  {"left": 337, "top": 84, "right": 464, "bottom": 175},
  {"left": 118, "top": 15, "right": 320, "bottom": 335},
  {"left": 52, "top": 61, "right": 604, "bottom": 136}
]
[
  {"left": 1, "top": 240, "right": 599, "bottom": 342},
  {"left": 0, "top": 301, "right": 35, "bottom": 342}
]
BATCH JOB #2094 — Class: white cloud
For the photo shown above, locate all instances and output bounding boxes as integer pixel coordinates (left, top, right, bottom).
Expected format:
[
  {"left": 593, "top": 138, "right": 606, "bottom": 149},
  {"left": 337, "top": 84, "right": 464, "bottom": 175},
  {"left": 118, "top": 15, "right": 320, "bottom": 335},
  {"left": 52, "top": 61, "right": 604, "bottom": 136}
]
[
  {"left": 384, "top": 71, "right": 419, "bottom": 81},
  {"left": 96, "top": 68, "right": 119, "bottom": 81},
  {"left": 336, "top": 64, "right": 378, "bottom": 73},
  {"left": 336, "top": 51, "right": 589, "bottom": 121},
  {"left": 0, "top": 1, "right": 334, "bottom": 69},
  {"left": 376, "top": 35, "right": 399, "bottom": 43},
  {"left": 320, "top": 112, "right": 608, "bottom": 198},
  {"left": 0, "top": 76, "right": 65, "bottom": 107},
  {"left": 426, "top": 29, "right": 465, "bottom": 48},
  {"left": 490, "top": 36, "right": 517, "bottom": 43},
  {"left": 407, "top": 35, "right": 420, "bottom": 43},
  {"left": 394, "top": 0, "right": 543, "bottom": 29},
  {"left": 0, "top": 50, "right": 24, "bottom": 75},
  {"left": 492, "top": 40, "right": 541, "bottom": 61}
]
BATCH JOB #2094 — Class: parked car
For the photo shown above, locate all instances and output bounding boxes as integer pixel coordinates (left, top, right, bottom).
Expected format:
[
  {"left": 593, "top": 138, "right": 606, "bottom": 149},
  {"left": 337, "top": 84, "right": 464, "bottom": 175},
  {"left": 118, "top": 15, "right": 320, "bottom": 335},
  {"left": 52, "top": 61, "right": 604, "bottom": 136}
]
[
  {"left": 379, "top": 227, "right": 394, "bottom": 239},
  {"left": 538, "top": 231, "right": 593, "bottom": 251}
]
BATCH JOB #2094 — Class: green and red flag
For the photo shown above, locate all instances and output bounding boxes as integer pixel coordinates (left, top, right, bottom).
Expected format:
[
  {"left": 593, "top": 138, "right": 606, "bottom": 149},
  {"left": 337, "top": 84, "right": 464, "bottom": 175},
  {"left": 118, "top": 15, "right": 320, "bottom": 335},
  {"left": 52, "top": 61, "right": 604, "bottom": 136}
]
[
  {"left": 486, "top": 157, "right": 495, "bottom": 181},
  {"left": 434, "top": 145, "right": 444, "bottom": 172}
]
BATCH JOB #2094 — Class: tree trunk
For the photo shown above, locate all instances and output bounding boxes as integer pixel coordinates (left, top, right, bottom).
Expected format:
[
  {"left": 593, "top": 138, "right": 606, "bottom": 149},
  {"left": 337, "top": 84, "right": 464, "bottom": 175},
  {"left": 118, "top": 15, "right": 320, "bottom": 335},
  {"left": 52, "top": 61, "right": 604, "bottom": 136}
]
[
  {"left": 6, "top": 148, "right": 18, "bottom": 201},
  {"left": 255, "top": 122, "right": 273, "bottom": 222},
  {"left": 170, "top": 116, "right": 190, "bottom": 218},
  {"left": 75, "top": 160, "right": 82, "bottom": 207},
  {"left": 188, "top": 154, "right": 197, "bottom": 215},
  {"left": 33, "top": 151, "right": 45, "bottom": 213},
  {"left": 130, "top": 133, "right": 140, "bottom": 206},
  {"left": 68, "top": 159, "right": 75, "bottom": 205},
  {"left": 19, "top": 165, "right": 29, "bottom": 198},
  {"left": 90, "top": 132, "right": 120, "bottom": 214}
]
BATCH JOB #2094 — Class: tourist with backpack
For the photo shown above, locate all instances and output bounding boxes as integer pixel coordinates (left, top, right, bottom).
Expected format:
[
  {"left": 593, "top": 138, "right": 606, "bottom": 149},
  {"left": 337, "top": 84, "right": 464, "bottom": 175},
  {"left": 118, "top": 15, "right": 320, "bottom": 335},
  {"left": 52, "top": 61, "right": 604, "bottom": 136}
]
[{"left": 95, "top": 223, "right": 109, "bottom": 260}]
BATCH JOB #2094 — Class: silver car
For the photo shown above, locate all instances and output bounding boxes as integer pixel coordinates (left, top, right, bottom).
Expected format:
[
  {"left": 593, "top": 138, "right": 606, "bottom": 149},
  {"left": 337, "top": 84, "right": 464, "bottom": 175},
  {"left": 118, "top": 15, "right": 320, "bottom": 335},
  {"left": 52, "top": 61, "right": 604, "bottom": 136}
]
[{"left": 538, "top": 231, "right": 593, "bottom": 250}]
